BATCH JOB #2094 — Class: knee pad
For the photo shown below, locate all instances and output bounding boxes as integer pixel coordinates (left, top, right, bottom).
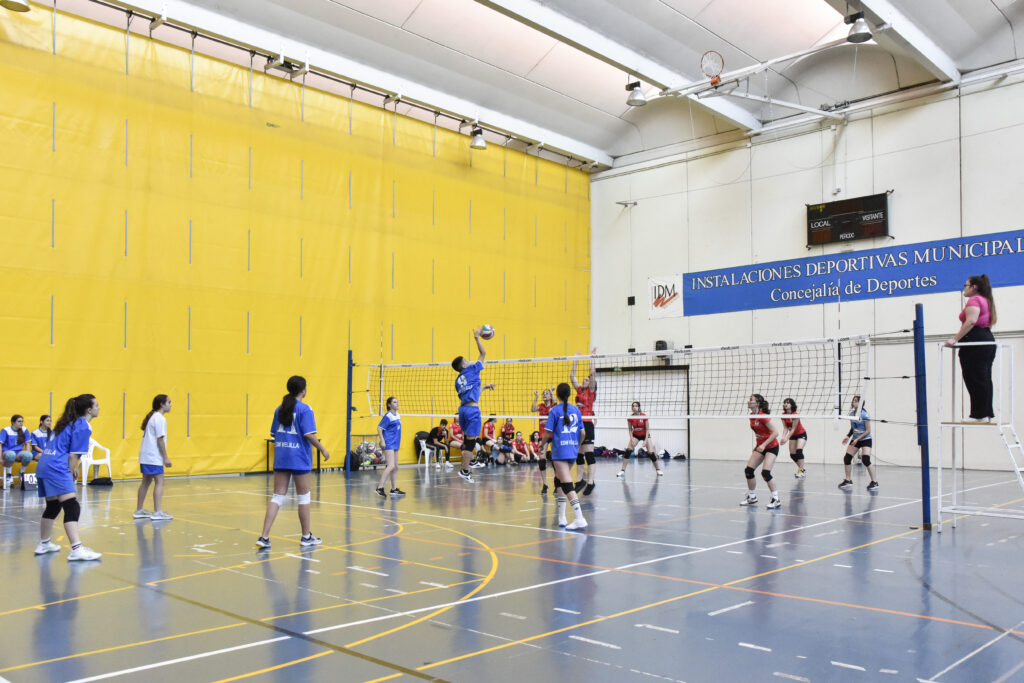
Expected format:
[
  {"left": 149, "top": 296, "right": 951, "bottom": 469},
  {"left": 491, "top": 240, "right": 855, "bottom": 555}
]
[
  {"left": 559, "top": 481, "right": 574, "bottom": 495},
  {"left": 843, "top": 454, "right": 854, "bottom": 466},
  {"left": 795, "top": 449, "right": 804, "bottom": 459},
  {"left": 576, "top": 454, "right": 585, "bottom": 465},
  {"left": 861, "top": 455, "right": 871, "bottom": 467},
  {"left": 463, "top": 437, "right": 477, "bottom": 451},
  {"left": 744, "top": 466, "right": 756, "bottom": 480},
  {"left": 761, "top": 469, "right": 773, "bottom": 482},
  {"left": 647, "top": 451, "right": 658, "bottom": 463},
  {"left": 790, "top": 453, "right": 801, "bottom": 464},
  {"left": 271, "top": 493, "right": 287, "bottom": 507},
  {"left": 296, "top": 492, "right": 311, "bottom": 505},
  {"left": 538, "top": 458, "right": 547, "bottom": 471},
  {"left": 43, "top": 499, "right": 62, "bottom": 520},
  {"left": 585, "top": 452, "right": 596, "bottom": 465},
  {"left": 61, "top": 498, "right": 81, "bottom": 523}
]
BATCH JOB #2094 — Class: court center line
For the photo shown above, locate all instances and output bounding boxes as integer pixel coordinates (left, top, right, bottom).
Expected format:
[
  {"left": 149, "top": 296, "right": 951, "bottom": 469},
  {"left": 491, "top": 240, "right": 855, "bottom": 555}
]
[{"left": 929, "top": 617, "right": 1024, "bottom": 681}]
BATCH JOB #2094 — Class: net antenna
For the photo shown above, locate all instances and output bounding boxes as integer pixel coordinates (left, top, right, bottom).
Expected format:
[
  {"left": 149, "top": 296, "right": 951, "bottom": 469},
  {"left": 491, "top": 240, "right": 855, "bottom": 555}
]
[
  {"left": 700, "top": 50, "right": 725, "bottom": 86},
  {"left": 367, "top": 335, "right": 870, "bottom": 422}
]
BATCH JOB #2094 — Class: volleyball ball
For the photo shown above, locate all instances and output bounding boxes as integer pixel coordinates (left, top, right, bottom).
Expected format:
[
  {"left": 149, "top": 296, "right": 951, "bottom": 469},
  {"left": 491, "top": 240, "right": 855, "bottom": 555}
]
[{"left": 480, "top": 324, "right": 495, "bottom": 340}]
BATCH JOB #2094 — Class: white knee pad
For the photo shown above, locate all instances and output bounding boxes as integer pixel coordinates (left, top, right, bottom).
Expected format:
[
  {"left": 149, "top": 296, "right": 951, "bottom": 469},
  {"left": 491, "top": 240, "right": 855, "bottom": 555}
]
[
  {"left": 271, "top": 493, "right": 287, "bottom": 507},
  {"left": 296, "top": 492, "right": 311, "bottom": 505}
]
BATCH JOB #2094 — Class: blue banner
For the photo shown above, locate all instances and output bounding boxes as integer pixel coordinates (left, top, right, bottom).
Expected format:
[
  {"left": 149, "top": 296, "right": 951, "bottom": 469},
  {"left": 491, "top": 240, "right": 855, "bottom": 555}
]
[{"left": 683, "top": 230, "right": 1024, "bottom": 316}]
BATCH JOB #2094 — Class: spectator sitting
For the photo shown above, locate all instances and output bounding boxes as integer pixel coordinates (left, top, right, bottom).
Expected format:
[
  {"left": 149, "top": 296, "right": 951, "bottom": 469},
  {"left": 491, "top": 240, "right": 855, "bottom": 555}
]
[
  {"left": 511, "top": 431, "right": 529, "bottom": 464},
  {"left": 2, "top": 414, "right": 35, "bottom": 490},
  {"left": 427, "top": 419, "right": 452, "bottom": 470}
]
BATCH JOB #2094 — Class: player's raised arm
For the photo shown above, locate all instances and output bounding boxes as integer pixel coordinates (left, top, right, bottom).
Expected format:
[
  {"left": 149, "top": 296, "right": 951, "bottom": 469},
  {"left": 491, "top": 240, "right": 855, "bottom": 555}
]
[{"left": 473, "top": 327, "right": 486, "bottom": 363}]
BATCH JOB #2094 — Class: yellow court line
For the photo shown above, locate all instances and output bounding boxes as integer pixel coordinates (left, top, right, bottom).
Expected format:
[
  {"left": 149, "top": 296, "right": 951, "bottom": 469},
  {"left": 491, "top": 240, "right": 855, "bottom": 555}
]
[
  {"left": 0, "top": 586, "right": 135, "bottom": 618},
  {"left": 210, "top": 650, "right": 333, "bottom": 683},
  {"left": 0, "top": 623, "right": 247, "bottom": 674},
  {"left": 261, "top": 579, "right": 482, "bottom": 621}
]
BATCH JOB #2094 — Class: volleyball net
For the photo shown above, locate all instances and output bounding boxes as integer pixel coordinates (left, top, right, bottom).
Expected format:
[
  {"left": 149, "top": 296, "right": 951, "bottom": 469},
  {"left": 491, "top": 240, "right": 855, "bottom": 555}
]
[{"left": 366, "top": 335, "right": 870, "bottom": 421}]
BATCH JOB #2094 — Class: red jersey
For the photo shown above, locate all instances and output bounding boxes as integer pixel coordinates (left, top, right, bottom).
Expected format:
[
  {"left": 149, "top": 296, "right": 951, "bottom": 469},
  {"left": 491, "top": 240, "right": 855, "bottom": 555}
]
[
  {"left": 750, "top": 411, "right": 778, "bottom": 449},
  {"left": 782, "top": 414, "right": 806, "bottom": 437},
  {"left": 628, "top": 414, "right": 648, "bottom": 438},
  {"left": 576, "top": 387, "right": 596, "bottom": 421},
  {"left": 537, "top": 402, "right": 552, "bottom": 435},
  {"left": 514, "top": 437, "right": 527, "bottom": 453},
  {"left": 451, "top": 423, "right": 464, "bottom": 440},
  {"left": 482, "top": 421, "right": 495, "bottom": 440},
  {"left": 530, "top": 440, "right": 541, "bottom": 456},
  {"left": 501, "top": 422, "right": 515, "bottom": 442}
]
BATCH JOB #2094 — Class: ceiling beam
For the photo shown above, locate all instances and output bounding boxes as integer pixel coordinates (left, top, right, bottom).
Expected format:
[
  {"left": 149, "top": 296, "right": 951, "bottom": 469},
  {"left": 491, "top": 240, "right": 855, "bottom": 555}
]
[
  {"left": 824, "top": 0, "right": 960, "bottom": 83},
  {"left": 474, "top": 0, "right": 762, "bottom": 132}
]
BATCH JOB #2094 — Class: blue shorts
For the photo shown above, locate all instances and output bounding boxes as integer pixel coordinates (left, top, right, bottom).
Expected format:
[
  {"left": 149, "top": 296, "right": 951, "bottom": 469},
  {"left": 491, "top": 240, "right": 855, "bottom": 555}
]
[
  {"left": 275, "top": 468, "right": 312, "bottom": 476},
  {"left": 458, "top": 405, "right": 482, "bottom": 438},
  {"left": 141, "top": 464, "right": 164, "bottom": 476},
  {"left": 37, "top": 473, "right": 76, "bottom": 498},
  {"left": 383, "top": 439, "right": 401, "bottom": 452}
]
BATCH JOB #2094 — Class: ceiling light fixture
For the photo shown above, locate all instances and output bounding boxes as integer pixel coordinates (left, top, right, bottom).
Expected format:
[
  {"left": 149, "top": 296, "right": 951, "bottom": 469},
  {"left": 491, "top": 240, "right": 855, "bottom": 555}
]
[
  {"left": 626, "top": 81, "right": 647, "bottom": 107},
  {"left": 1, "top": 0, "right": 31, "bottom": 10},
  {"left": 845, "top": 12, "right": 872, "bottom": 44},
  {"left": 470, "top": 128, "right": 487, "bottom": 150}
]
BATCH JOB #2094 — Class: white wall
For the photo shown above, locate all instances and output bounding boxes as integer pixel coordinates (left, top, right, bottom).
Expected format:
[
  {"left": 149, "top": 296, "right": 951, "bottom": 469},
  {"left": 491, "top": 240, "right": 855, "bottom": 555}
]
[{"left": 591, "top": 78, "right": 1024, "bottom": 471}]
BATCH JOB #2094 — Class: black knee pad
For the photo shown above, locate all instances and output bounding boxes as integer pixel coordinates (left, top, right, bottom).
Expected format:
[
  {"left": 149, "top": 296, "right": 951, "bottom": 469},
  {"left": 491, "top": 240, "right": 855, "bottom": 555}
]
[
  {"left": 585, "top": 452, "right": 596, "bottom": 465},
  {"left": 553, "top": 476, "right": 561, "bottom": 488},
  {"left": 576, "top": 454, "right": 585, "bottom": 465},
  {"left": 61, "top": 498, "right": 81, "bottom": 523},
  {"left": 463, "top": 437, "right": 477, "bottom": 451},
  {"left": 744, "top": 466, "right": 756, "bottom": 480},
  {"left": 538, "top": 458, "right": 547, "bottom": 471},
  {"left": 647, "top": 451, "right": 658, "bottom": 463},
  {"left": 559, "top": 481, "right": 574, "bottom": 495},
  {"left": 843, "top": 454, "right": 854, "bottom": 466},
  {"left": 761, "top": 469, "right": 773, "bottom": 482},
  {"left": 43, "top": 499, "right": 62, "bottom": 520},
  {"left": 795, "top": 449, "right": 804, "bottom": 459},
  {"left": 861, "top": 455, "right": 871, "bottom": 467},
  {"left": 790, "top": 453, "right": 801, "bottom": 464}
]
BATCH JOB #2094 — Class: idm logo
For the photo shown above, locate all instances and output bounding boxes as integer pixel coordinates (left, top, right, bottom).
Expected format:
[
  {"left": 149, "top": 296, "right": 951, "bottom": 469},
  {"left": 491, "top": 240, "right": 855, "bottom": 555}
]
[{"left": 652, "top": 283, "right": 679, "bottom": 308}]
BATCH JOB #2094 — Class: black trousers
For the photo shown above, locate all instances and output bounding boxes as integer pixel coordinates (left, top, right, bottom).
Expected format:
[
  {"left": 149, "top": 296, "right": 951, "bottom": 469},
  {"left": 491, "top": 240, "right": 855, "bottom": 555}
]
[{"left": 959, "top": 326, "right": 996, "bottom": 419}]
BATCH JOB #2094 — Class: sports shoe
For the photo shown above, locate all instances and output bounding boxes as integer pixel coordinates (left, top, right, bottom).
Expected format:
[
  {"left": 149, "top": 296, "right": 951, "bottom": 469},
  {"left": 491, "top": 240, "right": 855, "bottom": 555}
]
[
  {"left": 656, "top": 469, "right": 664, "bottom": 477},
  {"left": 766, "top": 497, "right": 782, "bottom": 509},
  {"left": 256, "top": 536, "right": 271, "bottom": 549},
  {"left": 470, "top": 461, "right": 486, "bottom": 469},
  {"left": 574, "top": 480, "right": 586, "bottom": 493},
  {"left": 435, "top": 463, "right": 442, "bottom": 470},
  {"left": 794, "top": 469, "right": 807, "bottom": 479},
  {"left": 557, "top": 516, "right": 568, "bottom": 527},
  {"left": 34, "top": 540, "right": 60, "bottom": 555},
  {"left": 150, "top": 510, "right": 173, "bottom": 521},
  {"left": 866, "top": 481, "right": 879, "bottom": 491},
  {"left": 458, "top": 469, "right": 475, "bottom": 483},
  {"left": 68, "top": 545, "right": 101, "bottom": 561},
  {"left": 615, "top": 470, "right": 625, "bottom": 478},
  {"left": 133, "top": 509, "right": 152, "bottom": 519},
  {"left": 739, "top": 494, "right": 758, "bottom": 506},
  {"left": 300, "top": 534, "right": 322, "bottom": 547},
  {"left": 565, "top": 518, "right": 588, "bottom": 531},
  {"left": 390, "top": 488, "right": 406, "bottom": 497},
  {"left": 582, "top": 482, "right": 595, "bottom": 496},
  {"left": 444, "top": 462, "right": 454, "bottom": 471},
  {"left": 540, "top": 483, "right": 549, "bottom": 494},
  {"left": 838, "top": 479, "right": 853, "bottom": 490},
  {"left": 375, "top": 486, "right": 387, "bottom": 498}
]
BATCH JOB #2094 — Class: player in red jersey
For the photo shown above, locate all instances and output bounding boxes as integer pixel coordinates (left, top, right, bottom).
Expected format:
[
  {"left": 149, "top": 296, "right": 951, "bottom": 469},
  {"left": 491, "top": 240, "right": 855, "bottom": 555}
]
[
  {"left": 531, "top": 388, "right": 555, "bottom": 493},
  {"left": 449, "top": 417, "right": 464, "bottom": 455},
  {"left": 473, "top": 416, "right": 498, "bottom": 468},
  {"left": 511, "top": 431, "right": 529, "bottom": 464},
  {"left": 571, "top": 348, "right": 598, "bottom": 495},
  {"left": 741, "top": 394, "right": 782, "bottom": 509},
  {"left": 616, "top": 401, "right": 664, "bottom": 479},
  {"left": 780, "top": 398, "right": 808, "bottom": 479},
  {"left": 528, "top": 430, "right": 542, "bottom": 463}
]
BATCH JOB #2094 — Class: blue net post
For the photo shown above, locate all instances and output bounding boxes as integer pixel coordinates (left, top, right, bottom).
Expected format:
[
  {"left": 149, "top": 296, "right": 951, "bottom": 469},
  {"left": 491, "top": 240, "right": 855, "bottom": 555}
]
[
  {"left": 345, "top": 349, "right": 354, "bottom": 479},
  {"left": 913, "top": 303, "right": 932, "bottom": 530}
]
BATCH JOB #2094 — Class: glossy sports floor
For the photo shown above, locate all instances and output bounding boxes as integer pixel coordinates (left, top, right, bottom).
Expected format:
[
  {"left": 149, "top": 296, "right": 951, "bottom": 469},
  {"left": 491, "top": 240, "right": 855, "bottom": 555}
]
[{"left": 1, "top": 458, "right": 1023, "bottom": 683}]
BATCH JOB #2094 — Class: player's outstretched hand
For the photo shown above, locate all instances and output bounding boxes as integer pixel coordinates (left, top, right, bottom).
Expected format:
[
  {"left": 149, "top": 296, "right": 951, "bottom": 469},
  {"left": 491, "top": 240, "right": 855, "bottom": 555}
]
[
  {"left": 483, "top": 383, "right": 496, "bottom": 391},
  {"left": 473, "top": 327, "right": 481, "bottom": 338}
]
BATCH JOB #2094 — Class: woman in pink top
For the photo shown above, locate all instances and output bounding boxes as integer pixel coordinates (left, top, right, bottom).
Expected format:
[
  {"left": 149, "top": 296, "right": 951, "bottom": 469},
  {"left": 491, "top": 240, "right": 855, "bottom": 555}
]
[{"left": 945, "top": 274, "right": 998, "bottom": 420}]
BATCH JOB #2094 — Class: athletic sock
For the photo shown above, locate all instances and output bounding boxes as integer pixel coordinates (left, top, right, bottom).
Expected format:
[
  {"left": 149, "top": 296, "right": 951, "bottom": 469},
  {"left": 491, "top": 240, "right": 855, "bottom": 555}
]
[
  {"left": 570, "top": 498, "right": 586, "bottom": 523},
  {"left": 556, "top": 499, "right": 567, "bottom": 524},
  {"left": 71, "top": 543, "right": 81, "bottom": 551}
]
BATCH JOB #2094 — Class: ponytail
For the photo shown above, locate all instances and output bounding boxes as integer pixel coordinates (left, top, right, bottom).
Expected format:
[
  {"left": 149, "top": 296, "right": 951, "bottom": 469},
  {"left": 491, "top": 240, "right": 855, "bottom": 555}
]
[
  {"left": 39, "top": 415, "right": 51, "bottom": 437},
  {"left": 54, "top": 394, "right": 95, "bottom": 436},
  {"left": 278, "top": 375, "right": 307, "bottom": 428},
  {"left": 969, "top": 274, "right": 997, "bottom": 326},
  {"left": 556, "top": 382, "right": 572, "bottom": 427},
  {"left": 142, "top": 394, "right": 169, "bottom": 432}
]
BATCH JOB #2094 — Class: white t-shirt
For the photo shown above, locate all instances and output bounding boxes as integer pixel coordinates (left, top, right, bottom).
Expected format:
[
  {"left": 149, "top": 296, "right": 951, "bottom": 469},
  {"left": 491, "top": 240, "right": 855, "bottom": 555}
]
[{"left": 139, "top": 412, "right": 168, "bottom": 466}]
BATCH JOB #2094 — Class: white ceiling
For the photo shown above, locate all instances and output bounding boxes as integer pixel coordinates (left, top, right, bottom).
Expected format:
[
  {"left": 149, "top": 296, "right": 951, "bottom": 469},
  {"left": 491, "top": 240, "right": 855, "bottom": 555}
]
[{"left": 118, "top": 0, "right": 1024, "bottom": 165}]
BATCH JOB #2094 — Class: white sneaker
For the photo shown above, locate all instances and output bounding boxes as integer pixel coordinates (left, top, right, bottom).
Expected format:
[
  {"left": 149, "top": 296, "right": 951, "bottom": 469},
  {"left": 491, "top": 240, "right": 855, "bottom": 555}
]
[
  {"left": 458, "top": 469, "right": 475, "bottom": 483},
  {"left": 739, "top": 495, "right": 758, "bottom": 506},
  {"left": 68, "top": 546, "right": 101, "bottom": 561},
  {"left": 766, "top": 497, "right": 782, "bottom": 509},
  {"left": 794, "top": 469, "right": 807, "bottom": 479},
  {"left": 150, "top": 510, "right": 173, "bottom": 521},
  {"left": 656, "top": 469, "right": 664, "bottom": 477},
  {"left": 557, "top": 517, "right": 568, "bottom": 527},
  {"left": 444, "top": 462, "right": 454, "bottom": 471},
  {"left": 34, "top": 540, "right": 60, "bottom": 555},
  {"left": 565, "top": 518, "right": 588, "bottom": 531},
  {"left": 435, "top": 463, "right": 442, "bottom": 470},
  {"left": 300, "top": 534, "right": 322, "bottom": 547},
  {"left": 470, "top": 461, "right": 486, "bottom": 469},
  {"left": 615, "top": 470, "right": 625, "bottom": 478},
  {"left": 133, "top": 509, "right": 152, "bottom": 519},
  {"left": 255, "top": 536, "right": 272, "bottom": 549}
]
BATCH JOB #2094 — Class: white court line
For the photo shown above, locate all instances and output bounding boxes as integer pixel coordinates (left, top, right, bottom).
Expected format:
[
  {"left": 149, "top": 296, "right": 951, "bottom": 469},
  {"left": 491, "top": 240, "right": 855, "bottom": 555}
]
[
  {"left": 833, "top": 564, "right": 852, "bottom": 568},
  {"left": 635, "top": 623, "right": 680, "bottom": 634},
  {"left": 929, "top": 617, "right": 1024, "bottom": 680},
  {"left": 773, "top": 673, "right": 810, "bottom": 683},
  {"left": 385, "top": 588, "right": 406, "bottom": 594},
  {"left": 499, "top": 612, "right": 527, "bottom": 620},
  {"left": 726, "top": 550, "right": 743, "bottom": 554},
  {"left": 285, "top": 553, "right": 320, "bottom": 563},
  {"left": 419, "top": 581, "right": 447, "bottom": 588},
  {"left": 569, "top": 635, "right": 621, "bottom": 650},
  {"left": 305, "top": 570, "right": 320, "bottom": 575},
  {"left": 739, "top": 642, "right": 771, "bottom": 652},
  {"left": 993, "top": 660, "right": 1024, "bottom": 683},
  {"left": 880, "top": 669, "right": 900, "bottom": 675},
  {"left": 360, "top": 583, "right": 378, "bottom": 589},
  {"left": 64, "top": 637, "right": 289, "bottom": 683},
  {"left": 586, "top": 534, "right": 705, "bottom": 550},
  {"left": 553, "top": 607, "right": 581, "bottom": 615},
  {"left": 708, "top": 601, "right": 754, "bottom": 617},
  {"left": 348, "top": 566, "right": 388, "bottom": 577},
  {"left": 832, "top": 661, "right": 866, "bottom": 671},
  {"left": 873, "top": 568, "right": 894, "bottom": 573},
  {"left": 760, "top": 555, "right": 776, "bottom": 559}
]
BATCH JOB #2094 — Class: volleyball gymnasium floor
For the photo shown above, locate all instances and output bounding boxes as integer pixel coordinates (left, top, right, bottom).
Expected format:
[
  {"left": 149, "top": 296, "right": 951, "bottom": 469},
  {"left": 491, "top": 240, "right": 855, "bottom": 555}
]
[{"left": 1, "top": 458, "right": 1022, "bottom": 683}]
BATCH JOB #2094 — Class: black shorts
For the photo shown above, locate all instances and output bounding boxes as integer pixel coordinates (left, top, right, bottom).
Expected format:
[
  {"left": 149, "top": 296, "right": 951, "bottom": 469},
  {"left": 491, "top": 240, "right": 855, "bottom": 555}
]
[
  {"left": 791, "top": 432, "right": 808, "bottom": 442},
  {"left": 850, "top": 439, "right": 872, "bottom": 450},
  {"left": 757, "top": 446, "right": 780, "bottom": 456},
  {"left": 581, "top": 421, "right": 595, "bottom": 445}
]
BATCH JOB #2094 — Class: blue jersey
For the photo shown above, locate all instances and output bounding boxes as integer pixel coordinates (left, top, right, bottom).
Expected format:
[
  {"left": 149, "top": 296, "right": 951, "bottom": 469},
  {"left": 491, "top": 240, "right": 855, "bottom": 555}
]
[
  {"left": 378, "top": 411, "right": 402, "bottom": 450},
  {"left": 37, "top": 418, "right": 91, "bottom": 479},
  {"left": 849, "top": 408, "right": 870, "bottom": 437},
  {"left": 456, "top": 361, "right": 484, "bottom": 404},
  {"left": 545, "top": 403, "right": 583, "bottom": 460},
  {"left": 271, "top": 401, "right": 317, "bottom": 470},
  {"left": 31, "top": 429, "right": 50, "bottom": 450},
  {"left": 0, "top": 426, "right": 28, "bottom": 452}
]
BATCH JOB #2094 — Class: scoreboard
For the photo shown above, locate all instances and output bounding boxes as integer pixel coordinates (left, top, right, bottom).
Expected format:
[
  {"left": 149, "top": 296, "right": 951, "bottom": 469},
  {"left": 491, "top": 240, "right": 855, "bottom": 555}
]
[{"left": 807, "top": 192, "right": 889, "bottom": 246}]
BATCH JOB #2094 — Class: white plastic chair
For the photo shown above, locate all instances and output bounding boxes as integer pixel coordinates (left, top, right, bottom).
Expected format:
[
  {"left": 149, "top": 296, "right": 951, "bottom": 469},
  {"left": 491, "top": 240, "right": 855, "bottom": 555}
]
[
  {"left": 417, "top": 439, "right": 436, "bottom": 467},
  {"left": 80, "top": 438, "right": 112, "bottom": 484}
]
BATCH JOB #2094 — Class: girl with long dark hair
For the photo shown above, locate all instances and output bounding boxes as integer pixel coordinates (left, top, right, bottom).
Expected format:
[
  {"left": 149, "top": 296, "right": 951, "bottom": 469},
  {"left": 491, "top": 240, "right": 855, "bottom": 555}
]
[
  {"left": 741, "top": 394, "right": 781, "bottom": 509},
  {"left": 375, "top": 396, "right": 405, "bottom": 498},
  {"left": 538, "top": 383, "right": 588, "bottom": 530},
  {"left": 256, "top": 376, "right": 330, "bottom": 549},
  {"left": 2, "top": 415, "right": 33, "bottom": 490},
  {"left": 615, "top": 401, "right": 664, "bottom": 481},
  {"left": 780, "top": 398, "right": 808, "bottom": 479},
  {"left": 945, "top": 274, "right": 998, "bottom": 421},
  {"left": 135, "top": 394, "right": 173, "bottom": 520}
]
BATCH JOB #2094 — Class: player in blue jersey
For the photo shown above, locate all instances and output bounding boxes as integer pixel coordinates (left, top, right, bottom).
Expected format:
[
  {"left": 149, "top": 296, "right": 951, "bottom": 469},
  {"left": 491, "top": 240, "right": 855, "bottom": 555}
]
[
  {"left": 256, "top": 376, "right": 330, "bottom": 549},
  {"left": 837, "top": 395, "right": 879, "bottom": 492},
  {"left": 375, "top": 396, "right": 405, "bottom": 498},
  {"left": 2, "top": 414, "right": 34, "bottom": 490},
  {"left": 539, "top": 383, "right": 588, "bottom": 530},
  {"left": 451, "top": 328, "right": 496, "bottom": 483},
  {"left": 34, "top": 395, "right": 102, "bottom": 561}
]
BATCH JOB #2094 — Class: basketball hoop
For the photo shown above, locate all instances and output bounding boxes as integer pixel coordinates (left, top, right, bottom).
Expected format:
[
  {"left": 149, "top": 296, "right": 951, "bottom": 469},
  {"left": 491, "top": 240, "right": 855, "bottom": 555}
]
[{"left": 700, "top": 50, "right": 724, "bottom": 86}]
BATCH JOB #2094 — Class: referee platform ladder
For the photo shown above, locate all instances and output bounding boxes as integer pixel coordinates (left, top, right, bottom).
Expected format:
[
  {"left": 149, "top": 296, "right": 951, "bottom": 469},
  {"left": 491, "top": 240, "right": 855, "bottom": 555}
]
[{"left": 936, "top": 340, "right": 1024, "bottom": 529}]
